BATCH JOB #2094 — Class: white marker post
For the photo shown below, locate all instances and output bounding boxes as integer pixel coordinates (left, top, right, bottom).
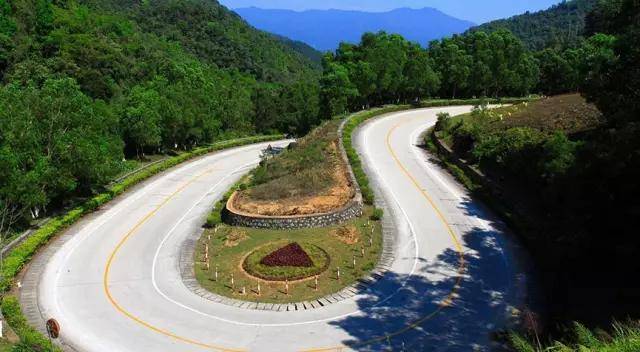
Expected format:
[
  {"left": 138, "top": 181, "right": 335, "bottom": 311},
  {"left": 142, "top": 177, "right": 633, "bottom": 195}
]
[
  {"left": 231, "top": 273, "right": 235, "bottom": 289},
  {"left": 257, "top": 282, "right": 261, "bottom": 296},
  {"left": 314, "top": 275, "right": 318, "bottom": 291},
  {"left": 336, "top": 267, "right": 340, "bottom": 281},
  {"left": 214, "top": 265, "right": 218, "bottom": 281}
]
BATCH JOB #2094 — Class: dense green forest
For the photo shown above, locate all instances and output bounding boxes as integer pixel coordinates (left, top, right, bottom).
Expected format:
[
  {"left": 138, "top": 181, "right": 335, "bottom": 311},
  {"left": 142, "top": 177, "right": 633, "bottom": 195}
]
[
  {"left": 436, "top": 0, "right": 640, "bottom": 344},
  {"left": 320, "top": 30, "right": 538, "bottom": 116},
  {"left": 469, "top": 0, "right": 599, "bottom": 51},
  {"left": 319, "top": 26, "right": 615, "bottom": 115}
]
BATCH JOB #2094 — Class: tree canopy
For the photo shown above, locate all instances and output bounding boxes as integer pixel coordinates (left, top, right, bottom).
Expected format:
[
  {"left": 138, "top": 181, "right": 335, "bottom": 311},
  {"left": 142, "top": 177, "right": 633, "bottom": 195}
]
[{"left": 469, "top": 0, "right": 599, "bottom": 51}]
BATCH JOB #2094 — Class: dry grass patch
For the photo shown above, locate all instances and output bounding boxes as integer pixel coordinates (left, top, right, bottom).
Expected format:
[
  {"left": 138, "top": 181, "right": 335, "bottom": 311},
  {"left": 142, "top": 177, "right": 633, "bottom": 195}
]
[
  {"left": 332, "top": 225, "right": 359, "bottom": 245},
  {"left": 224, "top": 229, "right": 247, "bottom": 247},
  {"left": 232, "top": 119, "right": 356, "bottom": 216}
]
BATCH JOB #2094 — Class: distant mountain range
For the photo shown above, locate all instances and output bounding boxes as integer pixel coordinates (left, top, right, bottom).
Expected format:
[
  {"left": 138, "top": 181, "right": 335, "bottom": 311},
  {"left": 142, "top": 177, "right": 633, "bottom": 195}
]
[
  {"left": 221, "top": 0, "right": 561, "bottom": 24},
  {"left": 233, "top": 7, "right": 476, "bottom": 51}
]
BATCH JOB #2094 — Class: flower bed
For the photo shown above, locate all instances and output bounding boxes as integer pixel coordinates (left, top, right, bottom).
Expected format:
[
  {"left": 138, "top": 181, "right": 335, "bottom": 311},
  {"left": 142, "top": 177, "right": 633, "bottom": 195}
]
[
  {"left": 243, "top": 241, "right": 329, "bottom": 281},
  {"left": 260, "top": 242, "right": 314, "bottom": 267}
]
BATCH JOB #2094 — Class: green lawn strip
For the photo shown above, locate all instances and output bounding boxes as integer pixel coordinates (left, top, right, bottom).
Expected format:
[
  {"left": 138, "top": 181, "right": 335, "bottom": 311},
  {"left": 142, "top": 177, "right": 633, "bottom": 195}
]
[
  {"left": 1, "top": 296, "right": 60, "bottom": 352},
  {"left": 195, "top": 206, "right": 383, "bottom": 304},
  {"left": 0, "top": 134, "right": 283, "bottom": 351},
  {"left": 419, "top": 96, "right": 537, "bottom": 108}
]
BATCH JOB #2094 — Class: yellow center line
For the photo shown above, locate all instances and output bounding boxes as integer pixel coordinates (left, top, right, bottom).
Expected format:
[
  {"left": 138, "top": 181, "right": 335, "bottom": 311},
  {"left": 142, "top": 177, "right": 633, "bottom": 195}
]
[
  {"left": 303, "top": 117, "right": 466, "bottom": 352},
  {"left": 102, "top": 166, "right": 245, "bottom": 352}
]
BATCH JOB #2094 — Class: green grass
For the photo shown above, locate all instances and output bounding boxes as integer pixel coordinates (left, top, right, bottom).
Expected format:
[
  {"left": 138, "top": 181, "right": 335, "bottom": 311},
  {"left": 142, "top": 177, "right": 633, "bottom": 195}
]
[
  {"left": 243, "top": 242, "right": 329, "bottom": 281},
  {"left": 511, "top": 322, "right": 640, "bottom": 352},
  {"left": 1, "top": 296, "right": 61, "bottom": 352},
  {"left": 0, "top": 340, "right": 15, "bottom": 352},
  {"left": 195, "top": 206, "right": 383, "bottom": 303}
]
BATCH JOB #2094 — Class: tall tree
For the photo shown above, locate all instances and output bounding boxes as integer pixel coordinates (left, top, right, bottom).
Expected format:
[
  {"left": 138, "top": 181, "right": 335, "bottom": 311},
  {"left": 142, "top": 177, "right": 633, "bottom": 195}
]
[
  {"left": 430, "top": 39, "right": 471, "bottom": 98},
  {"left": 402, "top": 45, "right": 440, "bottom": 102},
  {"left": 121, "top": 85, "right": 162, "bottom": 156}
]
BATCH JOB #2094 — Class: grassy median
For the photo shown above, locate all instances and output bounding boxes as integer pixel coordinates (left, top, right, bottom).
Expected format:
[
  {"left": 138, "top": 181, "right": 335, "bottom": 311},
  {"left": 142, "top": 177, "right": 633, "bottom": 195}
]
[{"left": 194, "top": 206, "right": 383, "bottom": 304}]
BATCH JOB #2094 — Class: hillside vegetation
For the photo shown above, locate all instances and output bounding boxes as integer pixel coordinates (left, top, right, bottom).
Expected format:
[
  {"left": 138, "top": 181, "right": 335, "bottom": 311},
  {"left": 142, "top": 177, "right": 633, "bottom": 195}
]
[
  {"left": 434, "top": 0, "right": 639, "bottom": 335},
  {"left": 233, "top": 119, "right": 355, "bottom": 216},
  {"left": 0, "top": 0, "right": 321, "bottom": 233},
  {"left": 469, "top": 0, "right": 598, "bottom": 50}
]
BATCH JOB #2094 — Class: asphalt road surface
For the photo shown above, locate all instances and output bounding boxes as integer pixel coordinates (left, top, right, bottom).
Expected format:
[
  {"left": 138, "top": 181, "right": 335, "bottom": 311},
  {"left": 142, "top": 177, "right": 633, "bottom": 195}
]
[{"left": 33, "top": 107, "right": 533, "bottom": 351}]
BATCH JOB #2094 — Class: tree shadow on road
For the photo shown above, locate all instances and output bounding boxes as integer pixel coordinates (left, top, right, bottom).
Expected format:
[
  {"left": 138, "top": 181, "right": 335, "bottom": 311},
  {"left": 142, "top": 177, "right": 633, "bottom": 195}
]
[{"left": 329, "top": 200, "right": 536, "bottom": 351}]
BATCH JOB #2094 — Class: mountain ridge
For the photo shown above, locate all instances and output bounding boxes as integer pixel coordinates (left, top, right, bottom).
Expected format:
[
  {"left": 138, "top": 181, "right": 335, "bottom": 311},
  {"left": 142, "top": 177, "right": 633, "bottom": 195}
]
[{"left": 233, "top": 7, "right": 475, "bottom": 51}]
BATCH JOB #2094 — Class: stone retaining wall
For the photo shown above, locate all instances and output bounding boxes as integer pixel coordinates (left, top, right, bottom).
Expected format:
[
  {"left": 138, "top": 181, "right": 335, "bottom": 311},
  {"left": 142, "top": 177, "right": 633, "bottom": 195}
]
[
  {"left": 224, "top": 193, "right": 363, "bottom": 229},
  {"left": 224, "top": 118, "right": 364, "bottom": 230}
]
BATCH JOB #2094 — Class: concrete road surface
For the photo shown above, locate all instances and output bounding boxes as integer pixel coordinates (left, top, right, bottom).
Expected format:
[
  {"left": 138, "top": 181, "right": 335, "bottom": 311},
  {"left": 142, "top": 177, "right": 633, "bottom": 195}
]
[{"left": 31, "top": 108, "right": 534, "bottom": 351}]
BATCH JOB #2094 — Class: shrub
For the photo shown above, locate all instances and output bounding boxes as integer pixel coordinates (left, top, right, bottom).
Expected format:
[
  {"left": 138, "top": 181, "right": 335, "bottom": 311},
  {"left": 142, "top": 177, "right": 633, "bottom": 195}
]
[
  {"left": 370, "top": 208, "right": 384, "bottom": 221},
  {"left": 206, "top": 211, "right": 222, "bottom": 228},
  {"left": 435, "top": 112, "right": 452, "bottom": 132}
]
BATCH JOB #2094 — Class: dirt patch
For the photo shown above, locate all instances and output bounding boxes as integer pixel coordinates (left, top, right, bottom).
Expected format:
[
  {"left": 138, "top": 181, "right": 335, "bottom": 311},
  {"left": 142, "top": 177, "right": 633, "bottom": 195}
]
[
  {"left": 224, "top": 229, "right": 247, "bottom": 247},
  {"left": 331, "top": 225, "right": 359, "bottom": 245}
]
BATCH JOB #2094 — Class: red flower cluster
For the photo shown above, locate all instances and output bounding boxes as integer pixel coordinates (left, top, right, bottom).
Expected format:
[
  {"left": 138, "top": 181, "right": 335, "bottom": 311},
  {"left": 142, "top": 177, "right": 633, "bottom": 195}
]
[{"left": 260, "top": 243, "right": 313, "bottom": 267}]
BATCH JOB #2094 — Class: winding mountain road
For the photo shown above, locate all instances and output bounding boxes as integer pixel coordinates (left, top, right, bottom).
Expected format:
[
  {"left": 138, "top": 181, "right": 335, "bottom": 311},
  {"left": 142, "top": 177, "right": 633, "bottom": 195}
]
[{"left": 24, "top": 107, "right": 533, "bottom": 351}]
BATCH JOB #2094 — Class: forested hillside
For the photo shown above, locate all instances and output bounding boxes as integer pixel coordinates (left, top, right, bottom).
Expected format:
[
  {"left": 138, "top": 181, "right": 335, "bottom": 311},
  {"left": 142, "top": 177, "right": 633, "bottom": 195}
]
[
  {"left": 469, "top": 0, "right": 598, "bottom": 50},
  {"left": 0, "top": 0, "right": 321, "bottom": 234}
]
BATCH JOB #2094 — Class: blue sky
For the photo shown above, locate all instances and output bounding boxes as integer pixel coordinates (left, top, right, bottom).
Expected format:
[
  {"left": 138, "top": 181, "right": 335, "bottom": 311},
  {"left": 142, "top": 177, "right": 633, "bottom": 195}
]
[{"left": 219, "top": 0, "right": 562, "bottom": 24}]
